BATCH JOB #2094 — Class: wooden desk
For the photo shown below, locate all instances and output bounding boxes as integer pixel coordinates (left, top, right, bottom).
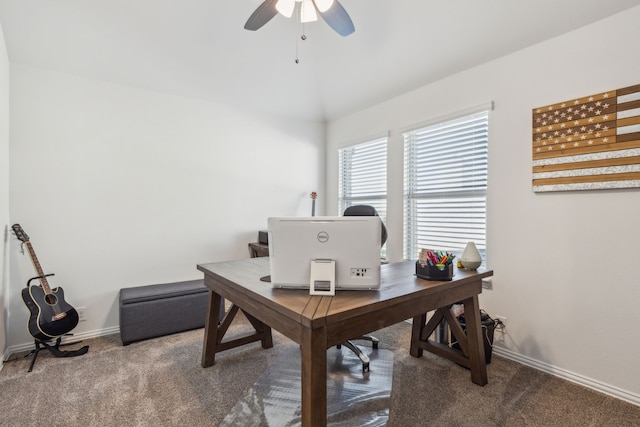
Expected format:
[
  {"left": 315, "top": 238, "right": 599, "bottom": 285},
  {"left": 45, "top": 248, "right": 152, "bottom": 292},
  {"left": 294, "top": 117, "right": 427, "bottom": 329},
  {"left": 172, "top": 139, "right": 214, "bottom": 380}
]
[{"left": 198, "top": 257, "right": 493, "bottom": 427}]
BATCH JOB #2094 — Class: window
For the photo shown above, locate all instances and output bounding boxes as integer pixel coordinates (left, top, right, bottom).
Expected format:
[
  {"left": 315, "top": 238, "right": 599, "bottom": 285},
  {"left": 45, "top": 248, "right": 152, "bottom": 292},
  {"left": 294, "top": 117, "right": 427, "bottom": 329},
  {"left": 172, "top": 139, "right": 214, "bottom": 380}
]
[
  {"left": 403, "top": 110, "right": 489, "bottom": 261},
  {"left": 338, "top": 136, "right": 388, "bottom": 253}
]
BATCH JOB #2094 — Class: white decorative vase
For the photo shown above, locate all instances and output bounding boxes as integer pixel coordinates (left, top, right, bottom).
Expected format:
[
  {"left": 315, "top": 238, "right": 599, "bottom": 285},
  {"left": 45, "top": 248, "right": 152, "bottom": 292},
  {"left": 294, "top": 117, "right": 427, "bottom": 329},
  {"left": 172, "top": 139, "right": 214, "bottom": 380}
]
[{"left": 460, "top": 241, "right": 482, "bottom": 270}]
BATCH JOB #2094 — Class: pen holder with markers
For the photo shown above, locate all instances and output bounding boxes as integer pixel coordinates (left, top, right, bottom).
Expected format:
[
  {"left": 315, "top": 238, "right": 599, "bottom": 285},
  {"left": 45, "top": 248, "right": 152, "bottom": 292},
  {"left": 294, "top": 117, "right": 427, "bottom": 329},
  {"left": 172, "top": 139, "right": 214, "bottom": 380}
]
[{"left": 416, "top": 261, "right": 453, "bottom": 281}]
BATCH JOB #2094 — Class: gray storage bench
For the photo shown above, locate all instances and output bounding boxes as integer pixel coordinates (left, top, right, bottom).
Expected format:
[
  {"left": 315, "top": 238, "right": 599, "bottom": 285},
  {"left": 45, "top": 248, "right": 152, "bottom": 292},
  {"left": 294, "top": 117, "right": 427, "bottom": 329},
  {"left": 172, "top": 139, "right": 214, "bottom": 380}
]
[{"left": 119, "top": 279, "right": 224, "bottom": 345}]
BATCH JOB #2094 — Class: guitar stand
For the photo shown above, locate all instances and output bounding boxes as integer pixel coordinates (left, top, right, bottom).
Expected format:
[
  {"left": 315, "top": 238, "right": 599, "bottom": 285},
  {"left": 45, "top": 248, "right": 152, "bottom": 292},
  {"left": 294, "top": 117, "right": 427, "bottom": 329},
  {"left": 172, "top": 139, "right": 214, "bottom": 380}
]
[{"left": 25, "top": 335, "right": 89, "bottom": 372}]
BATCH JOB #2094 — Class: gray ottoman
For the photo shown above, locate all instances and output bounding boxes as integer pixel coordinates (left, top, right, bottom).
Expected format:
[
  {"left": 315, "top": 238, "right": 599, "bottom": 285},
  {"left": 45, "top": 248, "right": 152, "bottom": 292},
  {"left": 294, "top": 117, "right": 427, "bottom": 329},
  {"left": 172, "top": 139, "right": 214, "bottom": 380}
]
[{"left": 119, "top": 279, "right": 224, "bottom": 345}]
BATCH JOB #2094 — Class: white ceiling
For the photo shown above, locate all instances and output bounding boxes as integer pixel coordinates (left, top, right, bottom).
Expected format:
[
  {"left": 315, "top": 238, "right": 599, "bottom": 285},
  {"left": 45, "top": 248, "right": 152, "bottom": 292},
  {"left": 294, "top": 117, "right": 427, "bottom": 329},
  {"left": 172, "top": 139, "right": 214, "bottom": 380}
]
[{"left": 1, "top": 0, "right": 640, "bottom": 122}]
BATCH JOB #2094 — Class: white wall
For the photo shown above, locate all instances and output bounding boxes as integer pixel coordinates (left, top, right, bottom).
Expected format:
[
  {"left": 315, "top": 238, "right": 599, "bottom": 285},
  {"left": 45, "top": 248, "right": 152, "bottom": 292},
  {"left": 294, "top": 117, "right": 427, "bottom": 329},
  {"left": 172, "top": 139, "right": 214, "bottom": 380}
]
[
  {"left": 327, "top": 7, "right": 640, "bottom": 403},
  {"left": 0, "top": 18, "right": 9, "bottom": 360},
  {"left": 7, "top": 64, "right": 325, "bottom": 348}
]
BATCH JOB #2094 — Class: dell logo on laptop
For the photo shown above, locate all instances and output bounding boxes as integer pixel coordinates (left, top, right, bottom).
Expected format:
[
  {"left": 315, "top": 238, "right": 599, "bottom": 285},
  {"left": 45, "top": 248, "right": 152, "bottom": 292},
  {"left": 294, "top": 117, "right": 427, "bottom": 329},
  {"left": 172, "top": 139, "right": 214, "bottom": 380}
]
[{"left": 317, "top": 231, "right": 329, "bottom": 243}]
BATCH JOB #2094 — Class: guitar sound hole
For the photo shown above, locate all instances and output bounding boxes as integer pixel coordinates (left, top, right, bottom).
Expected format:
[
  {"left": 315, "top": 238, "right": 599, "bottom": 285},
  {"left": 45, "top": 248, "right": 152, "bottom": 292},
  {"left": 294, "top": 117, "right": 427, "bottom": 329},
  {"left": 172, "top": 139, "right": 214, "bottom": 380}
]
[{"left": 45, "top": 294, "right": 58, "bottom": 305}]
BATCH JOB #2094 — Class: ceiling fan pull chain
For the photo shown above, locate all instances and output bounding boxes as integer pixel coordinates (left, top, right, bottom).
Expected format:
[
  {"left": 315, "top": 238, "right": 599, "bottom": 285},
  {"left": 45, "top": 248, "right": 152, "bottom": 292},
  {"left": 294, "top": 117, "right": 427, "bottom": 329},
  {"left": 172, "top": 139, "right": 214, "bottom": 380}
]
[
  {"left": 295, "top": 6, "right": 300, "bottom": 63},
  {"left": 295, "top": 7, "right": 307, "bottom": 64}
]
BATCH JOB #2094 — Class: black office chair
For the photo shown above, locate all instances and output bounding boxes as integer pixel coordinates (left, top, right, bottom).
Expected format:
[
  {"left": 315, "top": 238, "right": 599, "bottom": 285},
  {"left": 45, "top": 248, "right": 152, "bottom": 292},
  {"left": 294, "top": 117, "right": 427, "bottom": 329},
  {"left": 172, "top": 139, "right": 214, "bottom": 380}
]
[{"left": 337, "top": 205, "right": 387, "bottom": 372}]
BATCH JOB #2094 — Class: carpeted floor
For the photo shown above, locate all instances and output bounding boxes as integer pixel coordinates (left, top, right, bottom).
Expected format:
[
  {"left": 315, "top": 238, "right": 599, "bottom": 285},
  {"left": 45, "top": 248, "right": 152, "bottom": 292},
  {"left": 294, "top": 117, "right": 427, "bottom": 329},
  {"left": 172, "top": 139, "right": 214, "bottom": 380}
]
[{"left": 1, "top": 313, "right": 639, "bottom": 426}]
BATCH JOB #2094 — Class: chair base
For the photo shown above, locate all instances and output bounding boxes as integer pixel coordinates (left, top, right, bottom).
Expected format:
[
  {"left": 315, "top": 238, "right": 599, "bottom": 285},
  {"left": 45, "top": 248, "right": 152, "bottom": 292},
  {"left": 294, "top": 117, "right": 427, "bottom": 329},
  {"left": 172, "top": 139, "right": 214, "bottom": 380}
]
[{"left": 337, "top": 335, "right": 379, "bottom": 372}]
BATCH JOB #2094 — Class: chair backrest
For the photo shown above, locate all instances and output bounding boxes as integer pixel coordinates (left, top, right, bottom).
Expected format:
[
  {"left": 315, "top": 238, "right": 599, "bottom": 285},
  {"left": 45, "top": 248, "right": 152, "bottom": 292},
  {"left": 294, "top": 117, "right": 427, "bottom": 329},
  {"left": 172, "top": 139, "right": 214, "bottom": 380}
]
[{"left": 343, "top": 205, "right": 388, "bottom": 247}]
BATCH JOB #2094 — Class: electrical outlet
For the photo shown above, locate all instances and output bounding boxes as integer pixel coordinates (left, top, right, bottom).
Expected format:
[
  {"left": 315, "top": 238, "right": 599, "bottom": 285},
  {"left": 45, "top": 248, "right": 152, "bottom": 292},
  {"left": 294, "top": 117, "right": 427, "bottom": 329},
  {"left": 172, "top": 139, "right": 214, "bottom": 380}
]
[
  {"left": 494, "top": 315, "right": 506, "bottom": 333},
  {"left": 77, "top": 307, "right": 87, "bottom": 322},
  {"left": 350, "top": 268, "right": 372, "bottom": 278}
]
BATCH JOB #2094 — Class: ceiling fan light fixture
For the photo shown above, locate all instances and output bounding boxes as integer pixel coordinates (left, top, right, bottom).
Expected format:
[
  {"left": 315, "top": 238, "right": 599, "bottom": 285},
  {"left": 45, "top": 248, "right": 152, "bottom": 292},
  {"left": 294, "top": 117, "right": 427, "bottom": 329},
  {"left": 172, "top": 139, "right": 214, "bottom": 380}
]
[
  {"left": 244, "top": 0, "right": 354, "bottom": 39},
  {"left": 275, "top": 0, "right": 295, "bottom": 18},
  {"left": 313, "top": 0, "right": 334, "bottom": 13},
  {"left": 300, "top": 0, "right": 318, "bottom": 23}
]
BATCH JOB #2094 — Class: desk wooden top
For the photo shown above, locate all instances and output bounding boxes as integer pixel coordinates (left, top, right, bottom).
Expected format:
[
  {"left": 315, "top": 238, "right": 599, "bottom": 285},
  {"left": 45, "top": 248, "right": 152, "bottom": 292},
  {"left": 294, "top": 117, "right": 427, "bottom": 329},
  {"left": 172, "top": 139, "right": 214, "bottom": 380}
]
[{"left": 197, "top": 258, "right": 493, "bottom": 343}]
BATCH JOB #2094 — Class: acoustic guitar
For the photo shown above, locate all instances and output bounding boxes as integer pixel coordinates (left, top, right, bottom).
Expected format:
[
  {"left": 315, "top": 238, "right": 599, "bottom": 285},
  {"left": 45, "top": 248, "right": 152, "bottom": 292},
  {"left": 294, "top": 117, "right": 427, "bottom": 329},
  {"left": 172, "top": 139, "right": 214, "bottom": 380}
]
[
  {"left": 12, "top": 224, "right": 79, "bottom": 341},
  {"left": 310, "top": 191, "right": 317, "bottom": 216}
]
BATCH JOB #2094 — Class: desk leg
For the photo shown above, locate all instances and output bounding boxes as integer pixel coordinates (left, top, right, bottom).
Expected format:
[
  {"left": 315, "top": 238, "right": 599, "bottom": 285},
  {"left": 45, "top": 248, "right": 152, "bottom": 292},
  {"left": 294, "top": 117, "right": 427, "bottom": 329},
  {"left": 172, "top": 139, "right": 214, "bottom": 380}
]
[
  {"left": 409, "top": 297, "right": 487, "bottom": 387},
  {"left": 201, "top": 289, "right": 221, "bottom": 368},
  {"left": 301, "top": 326, "right": 327, "bottom": 427},
  {"left": 462, "top": 294, "right": 488, "bottom": 386},
  {"left": 410, "top": 313, "right": 426, "bottom": 358}
]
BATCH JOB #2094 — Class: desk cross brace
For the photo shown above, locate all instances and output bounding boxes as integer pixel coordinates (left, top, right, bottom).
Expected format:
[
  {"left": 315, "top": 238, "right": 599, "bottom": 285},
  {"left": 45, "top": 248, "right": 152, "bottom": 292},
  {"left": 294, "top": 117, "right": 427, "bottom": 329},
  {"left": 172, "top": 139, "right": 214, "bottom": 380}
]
[
  {"left": 201, "top": 295, "right": 273, "bottom": 367},
  {"left": 410, "top": 295, "right": 488, "bottom": 386}
]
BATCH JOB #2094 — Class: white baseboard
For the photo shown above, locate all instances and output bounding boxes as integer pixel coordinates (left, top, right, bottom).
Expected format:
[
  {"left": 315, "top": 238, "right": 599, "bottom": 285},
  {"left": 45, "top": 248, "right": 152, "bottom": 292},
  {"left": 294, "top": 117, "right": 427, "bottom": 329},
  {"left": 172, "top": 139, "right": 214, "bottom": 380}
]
[
  {"left": 3, "top": 326, "right": 120, "bottom": 358},
  {"left": 0, "top": 349, "right": 10, "bottom": 373},
  {"left": 492, "top": 346, "right": 640, "bottom": 407}
]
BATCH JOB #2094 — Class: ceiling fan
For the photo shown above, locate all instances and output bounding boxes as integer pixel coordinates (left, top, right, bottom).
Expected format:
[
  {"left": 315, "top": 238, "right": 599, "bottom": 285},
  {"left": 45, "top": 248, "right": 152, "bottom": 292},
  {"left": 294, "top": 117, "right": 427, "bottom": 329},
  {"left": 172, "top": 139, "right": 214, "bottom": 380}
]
[{"left": 244, "top": 0, "right": 355, "bottom": 37}]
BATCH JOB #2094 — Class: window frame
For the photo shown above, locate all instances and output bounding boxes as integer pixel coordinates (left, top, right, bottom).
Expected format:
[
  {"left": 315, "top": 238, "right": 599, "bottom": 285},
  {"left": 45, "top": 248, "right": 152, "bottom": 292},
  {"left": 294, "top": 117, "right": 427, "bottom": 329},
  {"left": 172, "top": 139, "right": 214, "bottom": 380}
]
[
  {"left": 338, "top": 135, "right": 389, "bottom": 256},
  {"left": 402, "top": 106, "right": 491, "bottom": 261}
]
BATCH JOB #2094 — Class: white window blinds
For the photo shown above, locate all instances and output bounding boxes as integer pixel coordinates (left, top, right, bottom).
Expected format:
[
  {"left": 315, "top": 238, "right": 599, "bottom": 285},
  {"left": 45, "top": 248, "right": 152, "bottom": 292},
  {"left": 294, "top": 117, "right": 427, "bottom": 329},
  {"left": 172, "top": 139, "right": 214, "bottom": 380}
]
[
  {"left": 403, "top": 110, "right": 489, "bottom": 260},
  {"left": 338, "top": 137, "right": 388, "bottom": 257}
]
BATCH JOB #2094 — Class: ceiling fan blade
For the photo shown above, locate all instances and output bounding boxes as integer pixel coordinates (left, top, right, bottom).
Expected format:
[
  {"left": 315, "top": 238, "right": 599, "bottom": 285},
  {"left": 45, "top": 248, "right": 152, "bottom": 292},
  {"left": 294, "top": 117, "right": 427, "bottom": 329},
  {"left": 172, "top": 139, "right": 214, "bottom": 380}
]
[
  {"left": 314, "top": 0, "right": 355, "bottom": 37},
  {"left": 244, "top": 0, "right": 279, "bottom": 31}
]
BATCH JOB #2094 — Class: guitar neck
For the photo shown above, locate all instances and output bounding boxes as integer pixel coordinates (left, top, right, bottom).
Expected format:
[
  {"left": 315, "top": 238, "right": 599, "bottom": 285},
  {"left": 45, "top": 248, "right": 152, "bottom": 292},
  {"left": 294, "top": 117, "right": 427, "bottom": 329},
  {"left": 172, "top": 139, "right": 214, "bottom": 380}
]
[{"left": 24, "top": 241, "right": 53, "bottom": 294}]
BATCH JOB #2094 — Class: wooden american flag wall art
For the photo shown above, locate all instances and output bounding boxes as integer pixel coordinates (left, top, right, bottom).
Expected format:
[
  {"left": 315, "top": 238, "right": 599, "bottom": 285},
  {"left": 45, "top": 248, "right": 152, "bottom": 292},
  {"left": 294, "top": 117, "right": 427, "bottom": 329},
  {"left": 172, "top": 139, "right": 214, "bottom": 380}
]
[{"left": 532, "top": 84, "right": 640, "bottom": 192}]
